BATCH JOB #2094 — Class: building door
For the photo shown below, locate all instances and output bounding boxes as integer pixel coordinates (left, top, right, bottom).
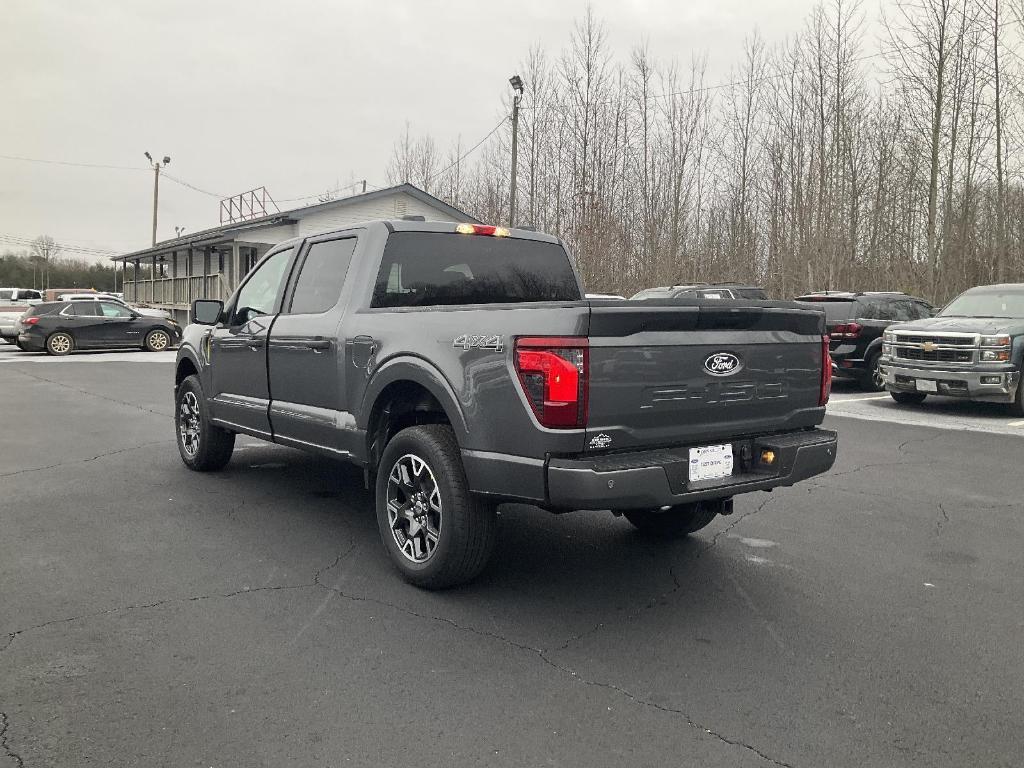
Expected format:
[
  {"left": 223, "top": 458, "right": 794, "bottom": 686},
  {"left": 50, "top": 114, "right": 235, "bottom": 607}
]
[{"left": 208, "top": 247, "right": 295, "bottom": 438}]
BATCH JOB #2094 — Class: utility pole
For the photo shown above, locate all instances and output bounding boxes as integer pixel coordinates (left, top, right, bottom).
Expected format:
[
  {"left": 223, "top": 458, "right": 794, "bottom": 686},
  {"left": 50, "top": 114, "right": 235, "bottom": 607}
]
[
  {"left": 508, "top": 75, "right": 524, "bottom": 228},
  {"left": 144, "top": 151, "right": 171, "bottom": 246}
]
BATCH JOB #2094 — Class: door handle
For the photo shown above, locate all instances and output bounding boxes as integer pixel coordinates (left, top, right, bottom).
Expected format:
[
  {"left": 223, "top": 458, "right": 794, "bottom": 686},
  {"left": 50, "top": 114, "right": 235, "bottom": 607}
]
[
  {"left": 247, "top": 338, "right": 265, "bottom": 350},
  {"left": 307, "top": 338, "right": 331, "bottom": 351}
]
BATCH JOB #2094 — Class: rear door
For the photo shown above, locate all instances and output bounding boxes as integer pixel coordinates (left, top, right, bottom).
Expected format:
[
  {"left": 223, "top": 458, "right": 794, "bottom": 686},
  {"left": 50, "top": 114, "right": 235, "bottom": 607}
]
[
  {"left": 268, "top": 234, "right": 358, "bottom": 454},
  {"left": 65, "top": 302, "right": 105, "bottom": 347},
  {"left": 209, "top": 246, "right": 295, "bottom": 437},
  {"left": 585, "top": 302, "right": 825, "bottom": 451}
]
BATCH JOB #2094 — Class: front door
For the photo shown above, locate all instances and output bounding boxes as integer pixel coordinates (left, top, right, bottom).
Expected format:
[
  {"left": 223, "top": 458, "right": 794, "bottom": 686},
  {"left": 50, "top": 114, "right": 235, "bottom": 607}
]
[
  {"left": 268, "top": 235, "right": 357, "bottom": 454},
  {"left": 209, "top": 246, "right": 295, "bottom": 438}
]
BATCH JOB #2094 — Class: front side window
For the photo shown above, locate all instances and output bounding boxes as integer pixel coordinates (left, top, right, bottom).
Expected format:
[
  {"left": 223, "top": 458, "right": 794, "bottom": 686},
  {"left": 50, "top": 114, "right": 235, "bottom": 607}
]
[
  {"left": 288, "top": 238, "right": 356, "bottom": 315},
  {"left": 99, "top": 302, "right": 133, "bottom": 318},
  {"left": 232, "top": 248, "right": 293, "bottom": 324},
  {"left": 70, "top": 302, "right": 100, "bottom": 317}
]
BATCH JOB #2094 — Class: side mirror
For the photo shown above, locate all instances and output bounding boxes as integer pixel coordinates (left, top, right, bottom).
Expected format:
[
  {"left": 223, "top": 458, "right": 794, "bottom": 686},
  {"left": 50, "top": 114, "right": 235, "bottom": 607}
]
[{"left": 192, "top": 299, "right": 224, "bottom": 325}]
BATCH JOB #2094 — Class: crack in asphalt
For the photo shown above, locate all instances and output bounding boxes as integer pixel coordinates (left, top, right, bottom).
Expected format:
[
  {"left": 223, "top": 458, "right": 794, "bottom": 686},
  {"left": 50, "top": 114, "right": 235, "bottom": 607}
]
[
  {"left": 312, "top": 574, "right": 792, "bottom": 767},
  {"left": 5, "top": 366, "right": 172, "bottom": 419},
  {"left": 1, "top": 544, "right": 792, "bottom": 768},
  {"left": 708, "top": 494, "right": 777, "bottom": 550},
  {"left": 936, "top": 502, "right": 950, "bottom": 535},
  {"left": 0, "top": 584, "right": 316, "bottom": 656},
  {"left": 0, "top": 712, "right": 25, "bottom": 768},
  {"left": 0, "top": 440, "right": 173, "bottom": 479}
]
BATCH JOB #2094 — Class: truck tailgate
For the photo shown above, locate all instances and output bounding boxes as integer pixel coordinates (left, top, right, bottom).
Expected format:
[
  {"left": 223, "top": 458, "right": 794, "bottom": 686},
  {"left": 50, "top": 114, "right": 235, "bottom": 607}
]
[{"left": 585, "top": 302, "right": 826, "bottom": 451}]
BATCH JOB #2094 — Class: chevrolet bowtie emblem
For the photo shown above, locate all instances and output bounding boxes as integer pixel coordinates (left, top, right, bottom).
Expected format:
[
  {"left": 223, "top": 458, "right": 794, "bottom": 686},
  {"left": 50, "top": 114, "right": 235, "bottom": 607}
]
[{"left": 922, "top": 342, "right": 937, "bottom": 352}]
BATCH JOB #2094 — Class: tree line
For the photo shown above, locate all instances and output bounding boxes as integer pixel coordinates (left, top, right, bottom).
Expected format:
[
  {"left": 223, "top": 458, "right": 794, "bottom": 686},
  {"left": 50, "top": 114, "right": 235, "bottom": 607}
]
[
  {"left": 0, "top": 236, "right": 121, "bottom": 292},
  {"left": 388, "top": 1, "right": 1024, "bottom": 303}
]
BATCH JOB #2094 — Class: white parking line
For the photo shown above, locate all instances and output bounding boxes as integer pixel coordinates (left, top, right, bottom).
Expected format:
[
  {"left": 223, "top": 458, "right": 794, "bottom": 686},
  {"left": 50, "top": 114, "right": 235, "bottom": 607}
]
[
  {"left": 831, "top": 394, "right": 891, "bottom": 403},
  {"left": 1008, "top": 420, "right": 1024, "bottom": 428}
]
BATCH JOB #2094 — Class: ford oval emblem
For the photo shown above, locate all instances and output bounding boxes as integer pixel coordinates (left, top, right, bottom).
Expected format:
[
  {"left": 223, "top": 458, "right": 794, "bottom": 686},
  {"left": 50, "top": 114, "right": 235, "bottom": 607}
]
[{"left": 704, "top": 352, "right": 741, "bottom": 376}]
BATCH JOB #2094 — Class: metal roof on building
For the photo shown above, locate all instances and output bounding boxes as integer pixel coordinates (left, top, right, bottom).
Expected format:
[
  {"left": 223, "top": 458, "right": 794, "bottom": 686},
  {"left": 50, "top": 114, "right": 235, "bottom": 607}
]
[{"left": 111, "top": 183, "right": 479, "bottom": 262}]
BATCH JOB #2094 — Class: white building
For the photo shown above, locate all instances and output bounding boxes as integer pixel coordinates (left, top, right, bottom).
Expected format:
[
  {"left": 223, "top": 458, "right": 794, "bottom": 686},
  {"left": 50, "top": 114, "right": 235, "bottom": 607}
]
[{"left": 112, "top": 183, "right": 478, "bottom": 323}]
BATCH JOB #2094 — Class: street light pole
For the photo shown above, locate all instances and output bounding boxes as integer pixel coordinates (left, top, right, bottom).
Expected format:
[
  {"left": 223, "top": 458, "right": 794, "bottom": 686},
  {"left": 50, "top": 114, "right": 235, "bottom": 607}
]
[
  {"left": 508, "top": 75, "right": 524, "bottom": 228},
  {"left": 144, "top": 152, "right": 171, "bottom": 246}
]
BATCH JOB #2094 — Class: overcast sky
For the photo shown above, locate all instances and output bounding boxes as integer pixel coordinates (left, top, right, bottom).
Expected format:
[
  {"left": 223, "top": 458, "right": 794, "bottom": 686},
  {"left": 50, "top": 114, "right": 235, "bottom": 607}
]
[{"left": 2, "top": 0, "right": 837, "bottom": 262}]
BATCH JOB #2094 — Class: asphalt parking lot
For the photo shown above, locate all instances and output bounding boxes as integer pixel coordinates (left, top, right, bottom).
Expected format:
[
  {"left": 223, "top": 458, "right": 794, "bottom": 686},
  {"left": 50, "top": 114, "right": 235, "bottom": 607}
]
[{"left": 1, "top": 351, "right": 1022, "bottom": 767}]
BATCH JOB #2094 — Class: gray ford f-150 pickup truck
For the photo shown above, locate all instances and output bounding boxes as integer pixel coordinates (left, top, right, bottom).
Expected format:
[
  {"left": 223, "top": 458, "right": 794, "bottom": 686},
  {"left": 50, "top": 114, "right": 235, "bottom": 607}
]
[
  {"left": 881, "top": 283, "right": 1024, "bottom": 414},
  {"left": 174, "top": 220, "right": 837, "bottom": 588}
]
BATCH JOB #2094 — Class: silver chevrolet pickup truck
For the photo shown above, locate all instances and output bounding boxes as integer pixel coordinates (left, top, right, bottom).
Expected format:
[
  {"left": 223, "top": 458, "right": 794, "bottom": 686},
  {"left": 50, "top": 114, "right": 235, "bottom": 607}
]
[{"left": 880, "top": 283, "right": 1024, "bottom": 415}]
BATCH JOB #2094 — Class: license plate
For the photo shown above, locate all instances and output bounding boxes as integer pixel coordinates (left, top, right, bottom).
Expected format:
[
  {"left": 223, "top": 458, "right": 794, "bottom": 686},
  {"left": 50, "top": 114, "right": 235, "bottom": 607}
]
[
  {"left": 915, "top": 379, "right": 938, "bottom": 392},
  {"left": 689, "top": 444, "right": 734, "bottom": 483}
]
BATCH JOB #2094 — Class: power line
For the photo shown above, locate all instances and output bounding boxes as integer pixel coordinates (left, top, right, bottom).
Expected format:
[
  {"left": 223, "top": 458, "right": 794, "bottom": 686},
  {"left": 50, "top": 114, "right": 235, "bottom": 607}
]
[
  {"left": 161, "top": 172, "right": 227, "bottom": 198},
  {"left": 0, "top": 233, "right": 120, "bottom": 257},
  {"left": 0, "top": 154, "right": 146, "bottom": 171},
  {"left": 427, "top": 116, "right": 509, "bottom": 182}
]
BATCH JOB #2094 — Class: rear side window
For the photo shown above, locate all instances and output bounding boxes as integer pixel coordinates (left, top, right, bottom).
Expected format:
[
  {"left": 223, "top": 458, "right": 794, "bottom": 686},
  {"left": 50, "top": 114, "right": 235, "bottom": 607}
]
[
  {"left": 27, "top": 303, "right": 63, "bottom": 317},
  {"left": 288, "top": 238, "right": 356, "bottom": 315},
  {"left": 372, "top": 232, "right": 580, "bottom": 308},
  {"left": 795, "top": 300, "right": 854, "bottom": 323},
  {"left": 0, "top": 290, "right": 13, "bottom": 301}
]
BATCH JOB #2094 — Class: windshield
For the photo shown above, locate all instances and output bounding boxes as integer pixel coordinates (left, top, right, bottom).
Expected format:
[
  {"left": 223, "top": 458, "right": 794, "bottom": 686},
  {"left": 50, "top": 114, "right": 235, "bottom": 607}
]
[{"left": 940, "top": 288, "right": 1024, "bottom": 318}]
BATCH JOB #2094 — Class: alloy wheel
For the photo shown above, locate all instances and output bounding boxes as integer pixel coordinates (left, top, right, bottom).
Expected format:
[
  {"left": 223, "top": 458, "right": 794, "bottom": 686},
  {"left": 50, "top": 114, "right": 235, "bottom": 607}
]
[
  {"left": 149, "top": 331, "right": 170, "bottom": 351},
  {"left": 386, "top": 453, "right": 442, "bottom": 563},
  {"left": 178, "top": 391, "right": 201, "bottom": 457},
  {"left": 49, "top": 334, "right": 71, "bottom": 354}
]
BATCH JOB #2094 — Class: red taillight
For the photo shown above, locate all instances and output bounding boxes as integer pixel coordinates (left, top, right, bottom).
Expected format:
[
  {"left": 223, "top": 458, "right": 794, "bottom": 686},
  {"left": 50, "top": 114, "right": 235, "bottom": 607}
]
[
  {"left": 22, "top": 317, "right": 40, "bottom": 325},
  {"left": 831, "top": 322, "right": 862, "bottom": 339},
  {"left": 456, "top": 223, "right": 510, "bottom": 237},
  {"left": 820, "top": 335, "right": 832, "bottom": 406},
  {"left": 514, "top": 336, "right": 589, "bottom": 429}
]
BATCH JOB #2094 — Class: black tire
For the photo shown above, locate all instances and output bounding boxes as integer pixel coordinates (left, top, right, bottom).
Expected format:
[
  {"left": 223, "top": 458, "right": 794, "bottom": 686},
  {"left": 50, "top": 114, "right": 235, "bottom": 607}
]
[
  {"left": 45, "top": 332, "right": 73, "bottom": 356},
  {"left": 144, "top": 328, "right": 172, "bottom": 352},
  {"left": 375, "top": 424, "right": 497, "bottom": 589},
  {"left": 624, "top": 501, "right": 721, "bottom": 538},
  {"left": 859, "top": 351, "right": 885, "bottom": 392},
  {"left": 175, "top": 374, "right": 235, "bottom": 471},
  {"left": 890, "top": 391, "right": 927, "bottom": 405},
  {"left": 1009, "top": 370, "right": 1024, "bottom": 417}
]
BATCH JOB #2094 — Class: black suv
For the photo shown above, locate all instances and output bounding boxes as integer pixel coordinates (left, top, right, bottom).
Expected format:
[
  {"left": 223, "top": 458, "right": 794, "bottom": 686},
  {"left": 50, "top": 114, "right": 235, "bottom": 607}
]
[
  {"left": 632, "top": 283, "right": 768, "bottom": 300},
  {"left": 794, "top": 292, "right": 934, "bottom": 390}
]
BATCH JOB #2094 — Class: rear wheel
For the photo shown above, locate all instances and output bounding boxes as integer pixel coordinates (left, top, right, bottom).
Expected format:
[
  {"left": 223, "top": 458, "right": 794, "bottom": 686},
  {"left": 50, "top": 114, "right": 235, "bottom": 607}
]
[
  {"left": 46, "top": 332, "right": 73, "bottom": 356},
  {"left": 890, "top": 391, "right": 927, "bottom": 405},
  {"left": 375, "top": 424, "right": 496, "bottom": 589},
  {"left": 175, "top": 374, "right": 235, "bottom": 471},
  {"left": 144, "top": 328, "right": 171, "bottom": 352},
  {"left": 624, "top": 500, "right": 723, "bottom": 538},
  {"left": 859, "top": 351, "right": 884, "bottom": 392}
]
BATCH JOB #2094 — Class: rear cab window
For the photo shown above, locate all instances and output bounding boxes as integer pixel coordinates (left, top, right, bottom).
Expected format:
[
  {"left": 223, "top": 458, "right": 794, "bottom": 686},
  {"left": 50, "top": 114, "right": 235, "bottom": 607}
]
[{"left": 371, "top": 232, "right": 581, "bottom": 308}]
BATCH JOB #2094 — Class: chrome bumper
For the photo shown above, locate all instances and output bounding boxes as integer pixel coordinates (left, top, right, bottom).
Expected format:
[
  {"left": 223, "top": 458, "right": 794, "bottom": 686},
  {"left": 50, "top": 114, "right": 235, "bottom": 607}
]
[{"left": 881, "top": 360, "right": 1020, "bottom": 402}]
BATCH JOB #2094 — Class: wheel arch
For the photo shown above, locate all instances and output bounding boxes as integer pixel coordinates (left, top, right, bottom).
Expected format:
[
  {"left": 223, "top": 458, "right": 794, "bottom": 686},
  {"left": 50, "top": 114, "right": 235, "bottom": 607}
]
[
  {"left": 360, "top": 357, "right": 468, "bottom": 473},
  {"left": 175, "top": 353, "right": 200, "bottom": 388}
]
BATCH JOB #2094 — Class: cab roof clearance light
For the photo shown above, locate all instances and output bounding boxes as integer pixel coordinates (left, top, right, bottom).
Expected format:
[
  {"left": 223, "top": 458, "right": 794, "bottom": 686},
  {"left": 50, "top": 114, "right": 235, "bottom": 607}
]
[{"left": 456, "top": 223, "right": 510, "bottom": 237}]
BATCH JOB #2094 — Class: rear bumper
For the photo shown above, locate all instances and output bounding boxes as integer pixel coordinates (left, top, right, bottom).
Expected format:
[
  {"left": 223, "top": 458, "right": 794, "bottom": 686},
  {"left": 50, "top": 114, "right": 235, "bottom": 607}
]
[
  {"left": 0, "top": 322, "right": 17, "bottom": 339},
  {"left": 881, "top": 360, "right": 1020, "bottom": 403},
  {"left": 464, "top": 429, "right": 837, "bottom": 511}
]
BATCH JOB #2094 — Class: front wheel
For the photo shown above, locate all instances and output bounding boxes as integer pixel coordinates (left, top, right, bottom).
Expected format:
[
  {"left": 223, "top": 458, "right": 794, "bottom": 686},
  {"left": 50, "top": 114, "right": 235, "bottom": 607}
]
[
  {"left": 145, "top": 328, "right": 171, "bottom": 352},
  {"left": 175, "top": 374, "right": 235, "bottom": 471},
  {"left": 46, "top": 332, "right": 73, "bottom": 356},
  {"left": 1009, "top": 371, "right": 1024, "bottom": 417},
  {"left": 624, "top": 500, "right": 722, "bottom": 538},
  {"left": 375, "top": 424, "right": 497, "bottom": 589},
  {"left": 890, "top": 391, "right": 927, "bottom": 405},
  {"left": 859, "top": 352, "right": 885, "bottom": 392}
]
